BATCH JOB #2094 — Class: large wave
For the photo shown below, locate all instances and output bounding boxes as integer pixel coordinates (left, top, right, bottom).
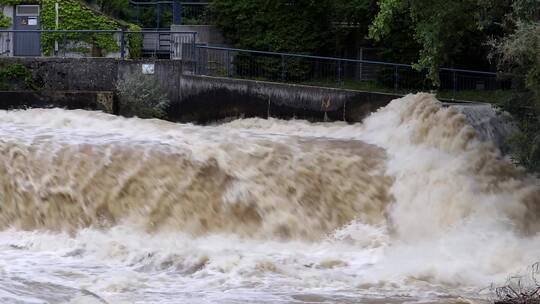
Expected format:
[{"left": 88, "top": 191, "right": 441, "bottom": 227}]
[{"left": 0, "top": 93, "right": 538, "bottom": 303}]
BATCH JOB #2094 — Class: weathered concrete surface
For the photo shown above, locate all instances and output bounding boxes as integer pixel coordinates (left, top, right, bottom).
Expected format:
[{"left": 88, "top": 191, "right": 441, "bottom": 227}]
[
  {"left": 0, "top": 57, "right": 400, "bottom": 122},
  {"left": 175, "top": 75, "right": 401, "bottom": 123},
  {"left": 0, "top": 57, "right": 118, "bottom": 91},
  {"left": 0, "top": 91, "right": 116, "bottom": 113}
]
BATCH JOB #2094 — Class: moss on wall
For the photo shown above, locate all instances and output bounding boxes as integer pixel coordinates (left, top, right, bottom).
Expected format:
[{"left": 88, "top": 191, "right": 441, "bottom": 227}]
[{"left": 0, "top": 63, "right": 36, "bottom": 90}]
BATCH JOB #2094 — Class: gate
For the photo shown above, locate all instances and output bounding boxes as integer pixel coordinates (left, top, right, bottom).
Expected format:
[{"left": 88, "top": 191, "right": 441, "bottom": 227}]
[{"left": 13, "top": 5, "right": 41, "bottom": 57}]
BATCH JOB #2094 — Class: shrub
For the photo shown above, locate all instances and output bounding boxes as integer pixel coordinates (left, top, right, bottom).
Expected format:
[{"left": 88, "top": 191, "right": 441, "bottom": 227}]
[
  {"left": 116, "top": 71, "right": 170, "bottom": 119},
  {"left": 493, "top": 263, "right": 540, "bottom": 304}
]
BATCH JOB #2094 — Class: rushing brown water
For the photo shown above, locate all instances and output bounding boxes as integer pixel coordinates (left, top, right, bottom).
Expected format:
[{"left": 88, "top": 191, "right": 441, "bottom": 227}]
[{"left": 0, "top": 93, "right": 538, "bottom": 304}]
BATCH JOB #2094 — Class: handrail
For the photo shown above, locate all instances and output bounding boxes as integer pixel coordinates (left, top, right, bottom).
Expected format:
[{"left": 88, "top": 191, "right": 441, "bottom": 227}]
[
  {"left": 0, "top": 29, "right": 197, "bottom": 34},
  {"left": 197, "top": 45, "right": 497, "bottom": 76},
  {"left": 129, "top": 1, "right": 210, "bottom": 5}
]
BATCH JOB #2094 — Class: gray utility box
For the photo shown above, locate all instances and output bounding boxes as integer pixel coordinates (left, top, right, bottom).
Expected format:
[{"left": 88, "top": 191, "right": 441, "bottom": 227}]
[{"left": 13, "top": 5, "right": 41, "bottom": 56}]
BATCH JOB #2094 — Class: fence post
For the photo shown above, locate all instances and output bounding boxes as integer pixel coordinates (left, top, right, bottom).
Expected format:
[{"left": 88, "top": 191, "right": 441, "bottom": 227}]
[
  {"left": 452, "top": 70, "right": 457, "bottom": 99},
  {"left": 338, "top": 60, "right": 343, "bottom": 86},
  {"left": 120, "top": 29, "right": 126, "bottom": 59},
  {"left": 226, "top": 50, "right": 232, "bottom": 78},
  {"left": 195, "top": 45, "right": 199, "bottom": 75},
  {"left": 394, "top": 66, "right": 399, "bottom": 92},
  {"left": 281, "top": 55, "right": 286, "bottom": 81},
  {"left": 173, "top": 0, "right": 182, "bottom": 25}
]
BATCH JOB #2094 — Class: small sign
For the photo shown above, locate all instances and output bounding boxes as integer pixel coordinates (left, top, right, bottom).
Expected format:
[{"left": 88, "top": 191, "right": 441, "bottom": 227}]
[
  {"left": 142, "top": 64, "right": 155, "bottom": 75},
  {"left": 28, "top": 18, "right": 38, "bottom": 26}
]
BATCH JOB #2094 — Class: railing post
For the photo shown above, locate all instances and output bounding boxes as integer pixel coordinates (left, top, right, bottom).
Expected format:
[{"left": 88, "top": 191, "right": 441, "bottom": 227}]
[
  {"left": 452, "top": 70, "right": 457, "bottom": 99},
  {"left": 337, "top": 60, "right": 343, "bottom": 86},
  {"left": 173, "top": 0, "right": 182, "bottom": 25},
  {"left": 195, "top": 44, "right": 200, "bottom": 75},
  {"left": 120, "top": 29, "right": 126, "bottom": 59},
  {"left": 226, "top": 50, "right": 232, "bottom": 78},
  {"left": 156, "top": 3, "right": 161, "bottom": 29},
  {"left": 281, "top": 55, "right": 286, "bottom": 81},
  {"left": 394, "top": 65, "right": 399, "bottom": 92}
]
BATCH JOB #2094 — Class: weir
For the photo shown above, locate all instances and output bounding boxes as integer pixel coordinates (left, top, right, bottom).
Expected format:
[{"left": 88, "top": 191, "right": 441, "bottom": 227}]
[
  {"left": 0, "top": 57, "right": 468, "bottom": 123},
  {"left": 0, "top": 94, "right": 538, "bottom": 303}
]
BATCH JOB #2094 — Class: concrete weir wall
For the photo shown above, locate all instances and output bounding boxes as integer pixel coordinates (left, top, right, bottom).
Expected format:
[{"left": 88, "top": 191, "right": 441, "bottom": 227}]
[
  {"left": 0, "top": 57, "right": 400, "bottom": 122},
  {"left": 174, "top": 75, "right": 399, "bottom": 123}
]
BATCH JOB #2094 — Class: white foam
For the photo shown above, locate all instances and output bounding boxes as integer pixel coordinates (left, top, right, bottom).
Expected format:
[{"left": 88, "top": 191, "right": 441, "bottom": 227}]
[{"left": 0, "top": 94, "right": 538, "bottom": 303}]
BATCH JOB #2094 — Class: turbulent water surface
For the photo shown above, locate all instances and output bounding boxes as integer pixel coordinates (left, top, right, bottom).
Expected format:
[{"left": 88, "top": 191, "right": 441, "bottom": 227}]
[{"left": 0, "top": 93, "right": 539, "bottom": 304}]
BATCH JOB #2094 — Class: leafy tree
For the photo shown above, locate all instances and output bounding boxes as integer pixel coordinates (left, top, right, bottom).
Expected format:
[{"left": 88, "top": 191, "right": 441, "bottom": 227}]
[
  {"left": 83, "top": 0, "right": 131, "bottom": 20},
  {"left": 489, "top": 0, "right": 540, "bottom": 173},
  {"left": 212, "top": 0, "right": 335, "bottom": 54},
  {"left": 369, "top": 0, "right": 510, "bottom": 84}
]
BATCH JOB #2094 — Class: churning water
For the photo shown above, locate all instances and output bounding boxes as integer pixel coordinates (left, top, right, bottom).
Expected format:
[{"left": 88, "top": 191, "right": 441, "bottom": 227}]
[{"left": 0, "top": 93, "right": 539, "bottom": 304}]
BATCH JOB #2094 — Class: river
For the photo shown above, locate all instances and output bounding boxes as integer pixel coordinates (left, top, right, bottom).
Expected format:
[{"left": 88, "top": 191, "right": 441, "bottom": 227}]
[{"left": 0, "top": 93, "right": 538, "bottom": 303}]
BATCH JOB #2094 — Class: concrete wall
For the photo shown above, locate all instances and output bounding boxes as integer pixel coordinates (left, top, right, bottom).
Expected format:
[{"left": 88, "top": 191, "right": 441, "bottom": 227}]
[
  {"left": 173, "top": 75, "right": 400, "bottom": 123},
  {"left": 0, "top": 91, "right": 115, "bottom": 113},
  {"left": 0, "top": 57, "right": 400, "bottom": 122}
]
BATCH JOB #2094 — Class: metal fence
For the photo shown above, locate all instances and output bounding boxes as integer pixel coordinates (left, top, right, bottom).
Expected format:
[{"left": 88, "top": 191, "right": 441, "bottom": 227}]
[
  {"left": 181, "top": 2, "right": 215, "bottom": 25},
  {"left": 0, "top": 29, "right": 509, "bottom": 100},
  {"left": 130, "top": 1, "right": 214, "bottom": 27},
  {"left": 194, "top": 46, "right": 507, "bottom": 100},
  {"left": 0, "top": 29, "right": 197, "bottom": 60}
]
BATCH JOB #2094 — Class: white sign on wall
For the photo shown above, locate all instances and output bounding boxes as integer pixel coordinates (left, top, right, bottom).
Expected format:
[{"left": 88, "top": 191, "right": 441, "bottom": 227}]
[{"left": 142, "top": 64, "right": 155, "bottom": 75}]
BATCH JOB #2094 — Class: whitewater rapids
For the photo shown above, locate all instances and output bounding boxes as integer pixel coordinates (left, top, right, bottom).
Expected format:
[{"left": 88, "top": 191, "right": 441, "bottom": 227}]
[{"left": 0, "top": 93, "right": 538, "bottom": 303}]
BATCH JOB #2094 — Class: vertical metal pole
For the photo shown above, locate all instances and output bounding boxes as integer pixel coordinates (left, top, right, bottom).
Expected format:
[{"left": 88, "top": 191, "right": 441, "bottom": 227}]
[
  {"left": 281, "top": 55, "right": 286, "bottom": 81},
  {"left": 358, "top": 47, "right": 363, "bottom": 81},
  {"left": 338, "top": 60, "right": 343, "bottom": 86},
  {"left": 156, "top": 3, "right": 161, "bottom": 28},
  {"left": 452, "top": 70, "right": 457, "bottom": 99},
  {"left": 195, "top": 44, "right": 199, "bottom": 75},
  {"left": 173, "top": 0, "right": 182, "bottom": 25},
  {"left": 54, "top": 2, "right": 59, "bottom": 56},
  {"left": 120, "top": 30, "right": 126, "bottom": 59},
  {"left": 226, "top": 50, "right": 232, "bottom": 78},
  {"left": 394, "top": 66, "right": 399, "bottom": 92}
]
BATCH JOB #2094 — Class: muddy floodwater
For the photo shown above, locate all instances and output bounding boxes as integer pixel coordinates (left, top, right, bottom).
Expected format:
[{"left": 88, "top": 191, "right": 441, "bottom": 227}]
[{"left": 0, "top": 94, "right": 539, "bottom": 303}]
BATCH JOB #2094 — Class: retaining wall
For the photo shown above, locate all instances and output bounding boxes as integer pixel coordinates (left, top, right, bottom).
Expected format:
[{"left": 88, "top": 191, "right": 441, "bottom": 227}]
[{"left": 0, "top": 57, "right": 401, "bottom": 122}]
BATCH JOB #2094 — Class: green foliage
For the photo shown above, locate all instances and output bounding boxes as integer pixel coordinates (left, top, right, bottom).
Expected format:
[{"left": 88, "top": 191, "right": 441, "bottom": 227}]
[
  {"left": 0, "top": 63, "right": 36, "bottom": 90},
  {"left": 117, "top": 71, "right": 170, "bottom": 119},
  {"left": 126, "top": 24, "right": 142, "bottom": 59},
  {"left": 83, "top": 0, "right": 130, "bottom": 19},
  {"left": 40, "top": 0, "right": 120, "bottom": 55},
  {"left": 490, "top": 19, "right": 540, "bottom": 174},
  {"left": 212, "top": 0, "right": 335, "bottom": 54},
  {"left": 369, "top": 0, "right": 509, "bottom": 85},
  {"left": 0, "top": 0, "right": 39, "bottom": 28},
  {"left": 0, "top": 12, "right": 10, "bottom": 28},
  {"left": 0, "top": 0, "right": 39, "bottom": 5}
]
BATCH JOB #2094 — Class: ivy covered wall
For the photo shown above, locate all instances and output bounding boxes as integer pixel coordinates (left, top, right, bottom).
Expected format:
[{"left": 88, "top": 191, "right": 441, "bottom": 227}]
[
  {"left": 0, "top": 0, "right": 39, "bottom": 27},
  {"left": 0, "top": 0, "right": 142, "bottom": 58}
]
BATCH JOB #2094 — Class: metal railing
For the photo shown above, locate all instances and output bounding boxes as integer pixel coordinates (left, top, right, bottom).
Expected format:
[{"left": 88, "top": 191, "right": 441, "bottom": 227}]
[
  {"left": 0, "top": 29, "right": 197, "bottom": 60},
  {"left": 194, "top": 46, "right": 507, "bottom": 100},
  {"left": 181, "top": 2, "right": 215, "bottom": 25},
  {"left": 130, "top": 1, "right": 214, "bottom": 27}
]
